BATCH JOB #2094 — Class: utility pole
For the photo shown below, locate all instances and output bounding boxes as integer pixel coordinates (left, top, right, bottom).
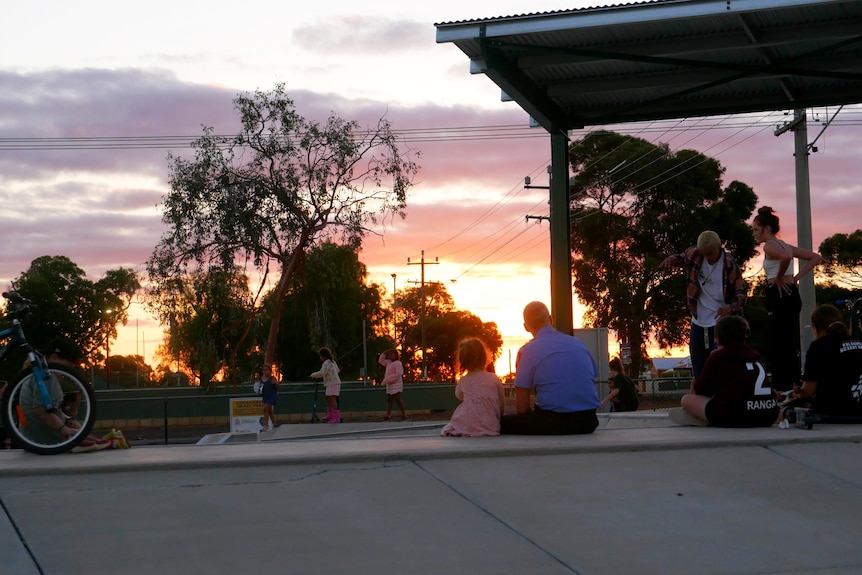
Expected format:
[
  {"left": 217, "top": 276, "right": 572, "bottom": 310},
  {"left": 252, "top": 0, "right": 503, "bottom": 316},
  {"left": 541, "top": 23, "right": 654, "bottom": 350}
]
[
  {"left": 524, "top": 166, "right": 552, "bottom": 225},
  {"left": 407, "top": 250, "right": 439, "bottom": 381},
  {"left": 136, "top": 318, "right": 140, "bottom": 388},
  {"left": 105, "top": 332, "right": 110, "bottom": 389},
  {"left": 104, "top": 308, "right": 113, "bottom": 389},
  {"left": 775, "top": 109, "right": 816, "bottom": 361},
  {"left": 391, "top": 273, "right": 397, "bottom": 345},
  {"left": 362, "top": 320, "right": 368, "bottom": 385}
]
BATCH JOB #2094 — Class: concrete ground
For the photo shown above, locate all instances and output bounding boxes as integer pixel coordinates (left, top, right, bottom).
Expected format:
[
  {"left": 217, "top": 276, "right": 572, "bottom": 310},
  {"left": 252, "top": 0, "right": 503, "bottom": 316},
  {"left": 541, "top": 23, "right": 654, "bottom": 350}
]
[{"left": 2, "top": 414, "right": 862, "bottom": 575}]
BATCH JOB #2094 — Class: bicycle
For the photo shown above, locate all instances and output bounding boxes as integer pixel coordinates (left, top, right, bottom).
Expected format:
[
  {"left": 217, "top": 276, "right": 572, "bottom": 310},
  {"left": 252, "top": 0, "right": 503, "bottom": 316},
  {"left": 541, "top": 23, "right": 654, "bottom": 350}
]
[
  {"left": 0, "top": 291, "right": 97, "bottom": 455},
  {"left": 837, "top": 297, "right": 862, "bottom": 338}
]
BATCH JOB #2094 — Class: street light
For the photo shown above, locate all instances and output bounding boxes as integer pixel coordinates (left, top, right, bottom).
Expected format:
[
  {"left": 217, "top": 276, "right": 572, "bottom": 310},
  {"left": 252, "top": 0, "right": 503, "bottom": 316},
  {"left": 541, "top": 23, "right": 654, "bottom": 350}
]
[
  {"left": 104, "top": 309, "right": 114, "bottom": 389},
  {"left": 391, "top": 273, "right": 397, "bottom": 345}
]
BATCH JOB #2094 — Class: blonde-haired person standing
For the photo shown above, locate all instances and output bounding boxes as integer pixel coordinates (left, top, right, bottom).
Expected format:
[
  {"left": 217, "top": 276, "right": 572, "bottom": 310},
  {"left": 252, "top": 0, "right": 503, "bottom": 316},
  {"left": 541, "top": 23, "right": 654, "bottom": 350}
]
[
  {"left": 658, "top": 230, "right": 747, "bottom": 379},
  {"left": 752, "top": 206, "right": 821, "bottom": 393}
]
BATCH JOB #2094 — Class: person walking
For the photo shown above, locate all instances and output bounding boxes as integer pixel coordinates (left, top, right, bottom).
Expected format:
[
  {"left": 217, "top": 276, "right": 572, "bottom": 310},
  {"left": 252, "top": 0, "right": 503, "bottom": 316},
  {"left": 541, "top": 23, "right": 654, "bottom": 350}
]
[
  {"left": 658, "top": 230, "right": 747, "bottom": 379},
  {"left": 379, "top": 349, "right": 408, "bottom": 421},
  {"left": 310, "top": 347, "right": 342, "bottom": 423},
  {"left": 752, "top": 206, "right": 821, "bottom": 392},
  {"left": 259, "top": 365, "right": 279, "bottom": 430}
]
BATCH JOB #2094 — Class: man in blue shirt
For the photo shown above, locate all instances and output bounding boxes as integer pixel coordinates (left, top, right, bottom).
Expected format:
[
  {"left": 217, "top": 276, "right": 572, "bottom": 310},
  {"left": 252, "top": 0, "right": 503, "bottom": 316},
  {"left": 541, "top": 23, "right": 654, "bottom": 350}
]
[{"left": 500, "top": 301, "right": 601, "bottom": 435}]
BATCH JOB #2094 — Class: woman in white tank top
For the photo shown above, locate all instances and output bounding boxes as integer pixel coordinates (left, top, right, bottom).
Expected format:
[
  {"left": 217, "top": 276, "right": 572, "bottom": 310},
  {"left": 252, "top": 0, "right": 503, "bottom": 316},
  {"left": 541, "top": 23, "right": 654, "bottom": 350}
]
[{"left": 752, "top": 206, "right": 821, "bottom": 393}]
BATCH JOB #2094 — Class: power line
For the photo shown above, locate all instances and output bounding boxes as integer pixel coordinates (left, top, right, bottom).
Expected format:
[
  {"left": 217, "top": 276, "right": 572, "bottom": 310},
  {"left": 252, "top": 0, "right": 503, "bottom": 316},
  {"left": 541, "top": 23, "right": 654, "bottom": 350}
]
[
  {"left": 5, "top": 110, "right": 853, "bottom": 286},
  {"left": 444, "top": 109, "right": 821, "bottom": 282},
  {"left": 3, "top": 108, "right": 862, "bottom": 151}
]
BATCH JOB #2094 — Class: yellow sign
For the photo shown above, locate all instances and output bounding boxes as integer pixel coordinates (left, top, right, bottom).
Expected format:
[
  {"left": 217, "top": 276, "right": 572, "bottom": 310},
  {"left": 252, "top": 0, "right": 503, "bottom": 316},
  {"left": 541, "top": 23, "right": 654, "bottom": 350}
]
[
  {"left": 231, "top": 399, "right": 264, "bottom": 416},
  {"left": 230, "top": 398, "right": 264, "bottom": 433}
]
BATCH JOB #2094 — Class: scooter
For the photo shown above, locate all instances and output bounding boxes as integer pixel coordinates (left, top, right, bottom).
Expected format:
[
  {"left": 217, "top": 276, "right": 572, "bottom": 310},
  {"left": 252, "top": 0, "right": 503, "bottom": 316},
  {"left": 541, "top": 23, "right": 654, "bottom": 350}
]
[{"left": 310, "top": 381, "right": 321, "bottom": 423}]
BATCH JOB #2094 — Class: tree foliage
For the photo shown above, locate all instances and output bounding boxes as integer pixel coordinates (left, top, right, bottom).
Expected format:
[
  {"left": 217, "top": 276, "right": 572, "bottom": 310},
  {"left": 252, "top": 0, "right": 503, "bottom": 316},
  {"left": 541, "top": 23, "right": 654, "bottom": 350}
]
[
  {"left": 145, "top": 266, "right": 257, "bottom": 391},
  {"left": 424, "top": 311, "right": 503, "bottom": 381},
  {"left": 104, "top": 355, "right": 156, "bottom": 388},
  {"left": 147, "top": 84, "right": 419, "bottom": 368},
  {"left": 274, "top": 243, "right": 389, "bottom": 380},
  {"left": 568, "top": 130, "right": 758, "bottom": 375},
  {"left": 394, "top": 282, "right": 502, "bottom": 381},
  {"left": 818, "top": 229, "right": 862, "bottom": 288},
  {"left": 7, "top": 255, "right": 139, "bottom": 371}
]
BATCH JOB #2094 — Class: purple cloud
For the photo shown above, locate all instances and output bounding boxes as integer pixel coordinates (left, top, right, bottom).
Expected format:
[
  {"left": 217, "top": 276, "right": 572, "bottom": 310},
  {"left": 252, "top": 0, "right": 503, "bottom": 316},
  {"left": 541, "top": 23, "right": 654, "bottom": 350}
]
[{"left": 1, "top": 67, "right": 859, "bottom": 305}]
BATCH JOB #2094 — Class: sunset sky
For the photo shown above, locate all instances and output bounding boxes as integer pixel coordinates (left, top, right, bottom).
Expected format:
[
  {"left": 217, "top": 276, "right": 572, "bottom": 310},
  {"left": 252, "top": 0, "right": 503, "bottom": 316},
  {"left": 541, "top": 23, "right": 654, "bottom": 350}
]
[{"left": 3, "top": 1, "right": 861, "bottom": 375}]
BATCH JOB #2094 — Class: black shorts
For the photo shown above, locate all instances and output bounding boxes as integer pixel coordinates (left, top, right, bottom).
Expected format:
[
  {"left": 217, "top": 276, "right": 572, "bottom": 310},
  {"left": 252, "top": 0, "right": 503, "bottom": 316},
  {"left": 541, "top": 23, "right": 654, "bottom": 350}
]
[{"left": 705, "top": 399, "right": 776, "bottom": 428}]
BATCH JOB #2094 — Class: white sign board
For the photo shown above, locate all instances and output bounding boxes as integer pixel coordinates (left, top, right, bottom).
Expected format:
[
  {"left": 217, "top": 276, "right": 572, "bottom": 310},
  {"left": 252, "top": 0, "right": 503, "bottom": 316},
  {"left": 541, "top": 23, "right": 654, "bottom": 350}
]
[{"left": 230, "top": 398, "right": 264, "bottom": 434}]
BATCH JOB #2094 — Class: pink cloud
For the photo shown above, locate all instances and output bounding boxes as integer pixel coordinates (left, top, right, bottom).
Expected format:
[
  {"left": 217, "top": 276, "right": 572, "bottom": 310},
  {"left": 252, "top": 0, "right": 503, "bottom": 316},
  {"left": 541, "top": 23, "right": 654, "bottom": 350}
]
[{"left": 2, "top": 69, "right": 859, "bottom": 346}]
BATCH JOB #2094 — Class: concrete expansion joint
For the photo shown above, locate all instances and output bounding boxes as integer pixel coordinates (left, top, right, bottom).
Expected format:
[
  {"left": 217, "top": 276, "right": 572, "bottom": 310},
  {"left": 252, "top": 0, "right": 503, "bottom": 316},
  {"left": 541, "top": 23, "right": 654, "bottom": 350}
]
[
  {"left": 413, "top": 459, "right": 583, "bottom": 574},
  {"left": 289, "top": 462, "right": 400, "bottom": 481},
  {"left": 765, "top": 444, "right": 862, "bottom": 489}
]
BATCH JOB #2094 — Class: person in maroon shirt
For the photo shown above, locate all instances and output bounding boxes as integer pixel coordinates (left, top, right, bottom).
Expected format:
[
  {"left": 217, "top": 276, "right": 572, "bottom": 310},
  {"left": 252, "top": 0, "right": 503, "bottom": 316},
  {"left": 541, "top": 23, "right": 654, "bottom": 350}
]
[{"left": 670, "top": 315, "right": 778, "bottom": 427}]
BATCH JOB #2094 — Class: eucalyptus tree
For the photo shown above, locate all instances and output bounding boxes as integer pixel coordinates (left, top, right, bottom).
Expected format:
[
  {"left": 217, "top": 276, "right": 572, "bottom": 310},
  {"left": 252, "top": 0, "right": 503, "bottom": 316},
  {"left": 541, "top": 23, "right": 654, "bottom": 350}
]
[
  {"left": 394, "top": 283, "right": 502, "bottom": 381},
  {"left": 424, "top": 310, "right": 503, "bottom": 381},
  {"left": 148, "top": 84, "right": 419, "bottom": 368},
  {"left": 272, "top": 242, "right": 389, "bottom": 380},
  {"left": 145, "top": 266, "right": 256, "bottom": 390}
]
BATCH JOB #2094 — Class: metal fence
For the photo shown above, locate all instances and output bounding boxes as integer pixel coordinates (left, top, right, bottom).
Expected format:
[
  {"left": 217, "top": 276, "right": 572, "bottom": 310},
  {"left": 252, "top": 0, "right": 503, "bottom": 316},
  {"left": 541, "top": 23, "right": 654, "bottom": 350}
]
[
  {"left": 92, "top": 381, "right": 460, "bottom": 442},
  {"left": 92, "top": 377, "right": 690, "bottom": 443}
]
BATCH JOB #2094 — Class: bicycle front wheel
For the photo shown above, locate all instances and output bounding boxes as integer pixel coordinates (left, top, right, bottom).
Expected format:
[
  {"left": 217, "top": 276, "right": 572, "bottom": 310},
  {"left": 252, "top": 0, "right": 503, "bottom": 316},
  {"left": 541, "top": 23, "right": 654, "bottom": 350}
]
[{"left": 1, "top": 362, "right": 97, "bottom": 455}]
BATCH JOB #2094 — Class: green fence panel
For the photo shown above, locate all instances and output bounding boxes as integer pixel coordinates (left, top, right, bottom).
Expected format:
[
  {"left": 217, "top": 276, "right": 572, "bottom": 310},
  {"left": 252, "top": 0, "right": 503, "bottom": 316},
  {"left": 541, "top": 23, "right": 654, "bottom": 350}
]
[{"left": 95, "top": 382, "right": 459, "bottom": 420}]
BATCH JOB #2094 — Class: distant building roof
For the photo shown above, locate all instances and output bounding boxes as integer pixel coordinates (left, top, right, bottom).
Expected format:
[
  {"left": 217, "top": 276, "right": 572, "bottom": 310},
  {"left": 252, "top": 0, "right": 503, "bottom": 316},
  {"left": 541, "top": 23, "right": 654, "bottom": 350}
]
[{"left": 652, "top": 357, "right": 692, "bottom": 372}]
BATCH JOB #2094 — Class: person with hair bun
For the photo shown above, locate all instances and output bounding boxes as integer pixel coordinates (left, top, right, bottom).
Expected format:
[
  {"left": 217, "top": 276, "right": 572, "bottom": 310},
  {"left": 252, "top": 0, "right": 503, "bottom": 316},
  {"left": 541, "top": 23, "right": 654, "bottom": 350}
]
[
  {"left": 782, "top": 304, "right": 862, "bottom": 419},
  {"left": 752, "top": 206, "right": 821, "bottom": 392}
]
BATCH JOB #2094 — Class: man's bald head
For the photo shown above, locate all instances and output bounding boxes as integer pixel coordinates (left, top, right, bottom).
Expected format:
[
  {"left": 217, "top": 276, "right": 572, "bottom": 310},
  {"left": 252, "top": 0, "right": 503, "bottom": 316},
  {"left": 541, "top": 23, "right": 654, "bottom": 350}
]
[{"left": 523, "top": 301, "right": 553, "bottom": 334}]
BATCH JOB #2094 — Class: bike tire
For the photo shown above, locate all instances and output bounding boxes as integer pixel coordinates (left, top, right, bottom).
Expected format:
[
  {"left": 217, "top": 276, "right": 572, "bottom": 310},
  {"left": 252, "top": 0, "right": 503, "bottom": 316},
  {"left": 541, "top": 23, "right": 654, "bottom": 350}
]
[{"left": 1, "top": 362, "right": 97, "bottom": 455}]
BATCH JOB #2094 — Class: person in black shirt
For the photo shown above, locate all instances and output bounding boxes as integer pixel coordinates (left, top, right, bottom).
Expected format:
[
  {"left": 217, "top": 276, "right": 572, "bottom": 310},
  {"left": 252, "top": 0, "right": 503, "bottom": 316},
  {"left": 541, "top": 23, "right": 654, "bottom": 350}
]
[
  {"left": 782, "top": 304, "right": 862, "bottom": 420},
  {"left": 601, "top": 357, "right": 639, "bottom": 412}
]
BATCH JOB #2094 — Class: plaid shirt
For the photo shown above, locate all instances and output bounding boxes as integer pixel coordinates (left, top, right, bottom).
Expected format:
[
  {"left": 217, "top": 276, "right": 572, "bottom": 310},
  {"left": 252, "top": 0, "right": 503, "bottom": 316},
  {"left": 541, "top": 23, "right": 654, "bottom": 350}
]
[{"left": 668, "top": 246, "right": 746, "bottom": 321}]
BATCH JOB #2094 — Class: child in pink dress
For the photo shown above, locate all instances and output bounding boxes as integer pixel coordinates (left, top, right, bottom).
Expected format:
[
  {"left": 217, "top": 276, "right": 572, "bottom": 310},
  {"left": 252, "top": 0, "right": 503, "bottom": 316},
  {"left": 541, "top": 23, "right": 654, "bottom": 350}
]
[
  {"left": 379, "top": 349, "right": 408, "bottom": 421},
  {"left": 441, "top": 337, "right": 505, "bottom": 437}
]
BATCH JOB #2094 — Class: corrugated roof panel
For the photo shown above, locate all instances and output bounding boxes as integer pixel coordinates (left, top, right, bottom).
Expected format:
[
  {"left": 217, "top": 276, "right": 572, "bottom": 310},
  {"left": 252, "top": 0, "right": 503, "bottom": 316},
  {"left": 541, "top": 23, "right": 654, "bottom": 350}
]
[{"left": 437, "top": 0, "right": 862, "bottom": 129}]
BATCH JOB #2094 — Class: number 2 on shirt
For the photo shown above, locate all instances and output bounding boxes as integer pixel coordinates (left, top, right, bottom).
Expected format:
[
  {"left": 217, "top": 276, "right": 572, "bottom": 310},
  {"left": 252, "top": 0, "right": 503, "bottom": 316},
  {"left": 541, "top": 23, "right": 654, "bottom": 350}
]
[{"left": 746, "top": 362, "right": 771, "bottom": 396}]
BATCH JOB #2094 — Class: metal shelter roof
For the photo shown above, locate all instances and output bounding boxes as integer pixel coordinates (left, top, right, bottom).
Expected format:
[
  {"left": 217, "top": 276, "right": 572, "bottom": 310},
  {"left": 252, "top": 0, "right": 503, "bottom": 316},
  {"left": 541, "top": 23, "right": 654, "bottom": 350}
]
[
  {"left": 435, "top": 0, "right": 862, "bottom": 132},
  {"left": 436, "top": 0, "right": 862, "bottom": 335}
]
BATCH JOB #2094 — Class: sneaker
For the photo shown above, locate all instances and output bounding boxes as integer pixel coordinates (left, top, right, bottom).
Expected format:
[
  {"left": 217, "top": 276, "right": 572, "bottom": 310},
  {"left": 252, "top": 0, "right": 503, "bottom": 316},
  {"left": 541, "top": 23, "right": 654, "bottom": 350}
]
[
  {"left": 400, "top": 416, "right": 410, "bottom": 422},
  {"left": 383, "top": 415, "right": 392, "bottom": 422},
  {"left": 71, "top": 437, "right": 111, "bottom": 453},
  {"left": 668, "top": 407, "right": 708, "bottom": 427}
]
